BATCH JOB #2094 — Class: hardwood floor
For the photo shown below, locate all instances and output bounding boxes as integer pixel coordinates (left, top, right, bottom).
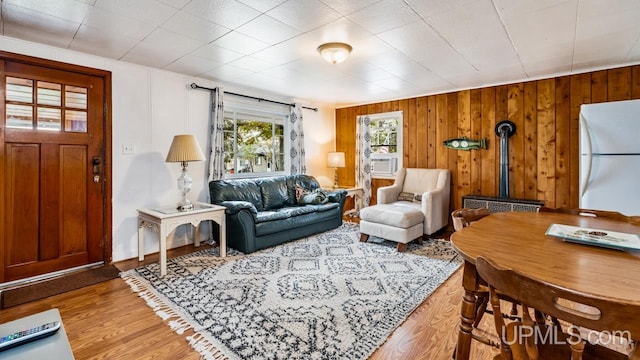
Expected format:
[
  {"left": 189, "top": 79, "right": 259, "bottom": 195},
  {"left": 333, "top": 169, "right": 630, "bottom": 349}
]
[{"left": 0, "top": 242, "right": 500, "bottom": 360}]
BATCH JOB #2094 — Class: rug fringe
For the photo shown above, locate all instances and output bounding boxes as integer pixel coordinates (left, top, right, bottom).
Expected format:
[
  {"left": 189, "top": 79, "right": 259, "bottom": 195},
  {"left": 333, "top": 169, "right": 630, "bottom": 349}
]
[
  {"left": 187, "top": 333, "right": 229, "bottom": 360},
  {"left": 122, "top": 272, "right": 231, "bottom": 359}
]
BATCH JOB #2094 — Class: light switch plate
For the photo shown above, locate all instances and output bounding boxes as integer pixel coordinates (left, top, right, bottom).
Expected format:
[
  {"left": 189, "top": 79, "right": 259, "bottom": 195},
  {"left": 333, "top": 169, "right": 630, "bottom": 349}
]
[{"left": 122, "top": 144, "right": 135, "bottom": 155}]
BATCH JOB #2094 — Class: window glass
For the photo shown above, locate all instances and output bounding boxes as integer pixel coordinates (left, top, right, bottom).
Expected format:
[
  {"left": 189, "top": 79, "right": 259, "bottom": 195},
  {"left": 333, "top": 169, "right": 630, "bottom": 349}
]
[
  {"left": 65, "top": 86, "right": 87, "bottom": 109},
  {"left": 5, "top": 77, "right": 89, "bottom": 133},
  {"left": 6, "top": 77, "right": 33, "bottom": 103},
  {"left": 6, "top": 104, "right": 34, "bottom": 129},
  {"left": 37, "top": 107, "right": 62, "bottom": 131},
  {"left": 223, "top": 108, "right": 287, "bottom": 177},
  {"left": 65, "top": 110, "right": 87, "bottom": 133},
  {"left": 37, "top": 81, "right": 61, "bottom": 106},
  {"left": 367, "top": 111, "right": 403, "bottom": 177}
]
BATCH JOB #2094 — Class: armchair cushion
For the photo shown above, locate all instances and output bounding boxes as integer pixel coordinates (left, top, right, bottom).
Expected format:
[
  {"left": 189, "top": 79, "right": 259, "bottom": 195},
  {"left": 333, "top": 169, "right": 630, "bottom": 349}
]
[{"left": 397, "top": 192, "right": 421, "bottom": 203}]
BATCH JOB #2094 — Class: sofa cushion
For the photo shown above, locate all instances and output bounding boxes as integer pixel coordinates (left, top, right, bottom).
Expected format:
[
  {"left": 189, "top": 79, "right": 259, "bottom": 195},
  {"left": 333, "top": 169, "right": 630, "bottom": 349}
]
[
  {"left": 305, "top": 202, "right": 340, "bottom": 212},
  {"left": 258, "top": 177, "right": 291, "bottom": 210},
  {"left": 255, "top": 206, "right": 340, "bottom": 236},
  {"left": 209, "top": 179, "right": 263, "bottom": 210},
  {"left": 254, "top": 206, "right": 317, "bottom": 223}
]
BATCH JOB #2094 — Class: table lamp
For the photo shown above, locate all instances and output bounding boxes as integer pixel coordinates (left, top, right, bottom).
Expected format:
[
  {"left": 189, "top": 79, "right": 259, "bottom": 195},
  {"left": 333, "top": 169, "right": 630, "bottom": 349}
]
[
  {"left": 165, "top": 134, "right": 206, "bottom": 211},
  {"left": 327, "top": 151, "right": 345, "bottom": 188}
]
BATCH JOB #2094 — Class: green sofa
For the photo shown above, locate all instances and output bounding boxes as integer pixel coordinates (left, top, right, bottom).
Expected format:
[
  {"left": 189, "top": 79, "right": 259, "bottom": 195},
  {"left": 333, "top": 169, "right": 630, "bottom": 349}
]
[{"left": 209, "top": 175, "right": 347, "bottom": 254}]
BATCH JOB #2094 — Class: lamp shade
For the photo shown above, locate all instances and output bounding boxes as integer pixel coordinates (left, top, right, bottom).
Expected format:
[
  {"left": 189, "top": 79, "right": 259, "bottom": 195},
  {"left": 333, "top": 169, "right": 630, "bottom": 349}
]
[
  {"left": 317, "top": 43, "right": 352, "bottom": 64},
  {"left": 327, "top": 151, "right": 345, "bottom": 168},
  {"left": 165, "top": 135, "right": 206, "bottom": 163}
]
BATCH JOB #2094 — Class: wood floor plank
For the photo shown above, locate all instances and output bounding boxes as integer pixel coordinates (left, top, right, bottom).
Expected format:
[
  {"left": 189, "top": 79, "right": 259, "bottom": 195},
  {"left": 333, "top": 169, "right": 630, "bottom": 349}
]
[{"left": 0, "top": 243, "right": 500, "bottom": 360}]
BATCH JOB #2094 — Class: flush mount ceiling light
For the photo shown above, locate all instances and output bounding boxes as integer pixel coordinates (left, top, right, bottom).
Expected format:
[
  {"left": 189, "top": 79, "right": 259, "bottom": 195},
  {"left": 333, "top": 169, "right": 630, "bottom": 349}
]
[{"left": 317, "top": 42, "right": 352, "bottom": 64}]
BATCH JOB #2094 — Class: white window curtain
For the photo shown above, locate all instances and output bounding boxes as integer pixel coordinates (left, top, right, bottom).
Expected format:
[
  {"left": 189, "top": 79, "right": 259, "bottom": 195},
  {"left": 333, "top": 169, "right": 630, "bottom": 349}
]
[
  {"left": 289, "top": 104, "right": 306, "bottom": 174},
  {"left": 356, "top": 115, "right": 372, "bottom": 208},
  {"left": 207, "top": 87, "right": 225, "bottom": 182}
]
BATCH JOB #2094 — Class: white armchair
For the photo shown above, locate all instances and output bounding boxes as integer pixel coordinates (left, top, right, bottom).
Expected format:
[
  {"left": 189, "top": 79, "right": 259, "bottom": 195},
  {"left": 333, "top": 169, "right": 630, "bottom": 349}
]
[{"left": 377, "top": 168, "right": 451, "bottom": 235}]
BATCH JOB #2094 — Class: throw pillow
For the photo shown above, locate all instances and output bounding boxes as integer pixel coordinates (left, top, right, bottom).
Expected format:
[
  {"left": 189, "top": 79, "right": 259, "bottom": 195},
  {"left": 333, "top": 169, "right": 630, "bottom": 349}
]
[
  {"left": 299, "top": 188, "right": 330, "bottom": 205},
  {"left": 397, "top": 192, "right": 421, "bottom": 203}
]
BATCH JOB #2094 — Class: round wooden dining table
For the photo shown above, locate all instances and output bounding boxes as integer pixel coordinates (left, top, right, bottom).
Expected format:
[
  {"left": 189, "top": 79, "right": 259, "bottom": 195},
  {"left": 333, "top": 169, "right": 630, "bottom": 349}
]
[{"left": 450, "top": 211, "right": 640, "bottom": 360}]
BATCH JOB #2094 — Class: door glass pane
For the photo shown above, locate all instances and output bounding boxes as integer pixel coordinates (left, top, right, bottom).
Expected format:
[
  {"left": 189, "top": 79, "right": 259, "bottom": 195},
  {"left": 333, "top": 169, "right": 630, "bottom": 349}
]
[
  {"left": 6, "top": 104, "right": 33, "bottom": 129},
  {"left": 37, "top": 107, "right": 61, "bottom": 131},
  {"left": 37, "top": 81, "right": 62, "bottom": 106},
  {"left": 65, "top": 86, "right": 87, "bottom": 109},
  {"left": 65, "top": 110, "right": 87, "bottom": 132},
  {"left": 6, "top": 77, "right": 33, "bottom": 103}
]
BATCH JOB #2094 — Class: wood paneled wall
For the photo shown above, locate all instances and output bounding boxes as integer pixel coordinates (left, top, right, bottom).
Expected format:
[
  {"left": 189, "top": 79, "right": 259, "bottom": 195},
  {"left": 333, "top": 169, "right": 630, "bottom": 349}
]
[{"left": 336, "top": 65, "right": 640, "bottom": 212}]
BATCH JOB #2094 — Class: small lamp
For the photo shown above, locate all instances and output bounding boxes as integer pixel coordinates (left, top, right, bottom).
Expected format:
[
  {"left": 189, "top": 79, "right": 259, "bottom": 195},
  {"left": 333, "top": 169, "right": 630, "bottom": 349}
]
[
  {"left": 165, "top": 134, "right": 206, "bottom": 211},
  {"left": 317, "top": 42, "right": 352, "bottom": 64},
  {"left": 327, "top": 151, "right": 345, "bottom": 189}
]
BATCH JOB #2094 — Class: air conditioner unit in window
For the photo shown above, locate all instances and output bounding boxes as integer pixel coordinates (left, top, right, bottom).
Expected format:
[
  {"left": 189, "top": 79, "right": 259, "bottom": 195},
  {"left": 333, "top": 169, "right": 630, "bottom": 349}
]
[{"left": 371, "top": 157, "right": 398, "bottom": 174}]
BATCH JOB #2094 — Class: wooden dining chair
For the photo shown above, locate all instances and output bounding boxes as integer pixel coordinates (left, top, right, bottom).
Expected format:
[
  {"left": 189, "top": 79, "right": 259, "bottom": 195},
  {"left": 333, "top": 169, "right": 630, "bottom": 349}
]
[
  {"left": 538, "top": 207, "right": 640, "bottom": 224},
  {"left": 452, "top": 207, "right": 491, "bottom": 231},
  {"left": 451, "top": 208, "right": 519, "bottom": 350},
  {"left": 476, "top": 256, "right": 639, "bottom": 360}
]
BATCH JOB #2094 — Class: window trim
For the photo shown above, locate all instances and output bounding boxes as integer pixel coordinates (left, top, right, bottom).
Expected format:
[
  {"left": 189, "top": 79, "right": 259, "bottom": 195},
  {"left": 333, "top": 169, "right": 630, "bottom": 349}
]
[
  {"left": 368, "top": 110, "right": 403, "bottom": 179},
  {"left": 223, "top": 103, "right": 290, "bottom": 180}
]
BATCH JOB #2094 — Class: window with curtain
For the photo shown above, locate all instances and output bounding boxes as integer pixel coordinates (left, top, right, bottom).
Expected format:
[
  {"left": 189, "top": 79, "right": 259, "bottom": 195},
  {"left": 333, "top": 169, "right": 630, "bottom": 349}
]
[
  {"left": 369, "top": 110, "right": 403, "bottom": 178},
  {"left": 223, "top": 106, "right": 289, "bottom": 178}
]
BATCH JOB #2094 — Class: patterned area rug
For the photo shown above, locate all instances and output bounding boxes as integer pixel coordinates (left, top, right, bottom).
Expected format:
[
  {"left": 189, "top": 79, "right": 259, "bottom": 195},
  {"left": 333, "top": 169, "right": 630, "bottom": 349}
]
[{"left": 121, "top": 224, "right": 461, "bottom": 360}]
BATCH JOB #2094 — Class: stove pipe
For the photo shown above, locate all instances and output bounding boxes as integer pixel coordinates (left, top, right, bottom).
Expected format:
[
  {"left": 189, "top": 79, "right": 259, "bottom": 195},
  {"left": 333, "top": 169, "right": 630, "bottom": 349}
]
[{"left": 495, "top": 120, "right": 516, "bottom": 198}]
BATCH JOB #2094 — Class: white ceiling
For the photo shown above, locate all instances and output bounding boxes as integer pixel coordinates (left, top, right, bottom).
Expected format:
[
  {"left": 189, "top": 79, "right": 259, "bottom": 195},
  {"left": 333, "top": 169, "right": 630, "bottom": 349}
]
[{"left": 2, "top": 0, "right": 640, "bottom": 106}]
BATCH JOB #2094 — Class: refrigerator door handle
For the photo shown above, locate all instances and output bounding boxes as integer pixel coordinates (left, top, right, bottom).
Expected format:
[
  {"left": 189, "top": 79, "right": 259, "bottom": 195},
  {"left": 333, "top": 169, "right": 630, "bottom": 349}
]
[{"left": 579, "top": 113, "right": 593, "bottom": 198}]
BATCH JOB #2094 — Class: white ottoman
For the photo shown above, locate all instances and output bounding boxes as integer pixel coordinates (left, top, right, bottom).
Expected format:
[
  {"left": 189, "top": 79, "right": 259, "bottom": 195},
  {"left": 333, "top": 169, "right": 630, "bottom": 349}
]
[{"left": 359, "top": 204, "right": 425, "bottom": 252}]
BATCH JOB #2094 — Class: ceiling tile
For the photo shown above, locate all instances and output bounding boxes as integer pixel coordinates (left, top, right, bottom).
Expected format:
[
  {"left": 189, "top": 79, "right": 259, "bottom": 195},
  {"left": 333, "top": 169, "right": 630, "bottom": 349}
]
[
  {"left": 502, "top": 0, "right": 577, "bottom": 64},
  {"left": 163, "top": 54, "right": 222, "bottom": 75},
  {"left": 494, "top": 0, "right": 574, "bottom": 19},
  {"left": 320, "top": 0, "right": 382, "bottom": 16},
  {"left": 94, "top": 0, "right": 178, "bottom": 26},
  {"left": 347, "top": 0, "right": 421, "bottom": 34},
  {"left": 82, "top": 6, "right": 157, "bottom": 40},
  {"left": 212, "top": 31, "right": 270, "bottom": 55},
  {"left": 234, "top": 14, "right": 300, "bottom": 45},
  {"left": 2, "top": 3, "right": 79, "bottom": 48},
  {"left": 69, "top": 24, "right": 138, "bottom": 59},
  {"left": 625, "top": 39, "right": 640, "bottom": 63},
  {"left": 237, "top": 0, "right": 287, "bottom": 13},
  {"left": 121, "top": 28, "right": 205, "bottom": 67},
  {"left": 161, "top": 11, "right": 231, "bottom": 43},
  {"left": 157, "top": 0, "right": 191, "bottom": 9},
  {"left": 251, "top": 41, "right": 306, "bottom": 65},
  {"left": 203, "top": 64, "right": 254, "bottom": 83},
  {"left": 182, "top": 0, "right": 261, "bottom": 29},
  {"left": 192, "top": 43, "right": 245, "bottom": 63},
  {"left": 521, "top": 56, "right": 573, "bottom": 77},
  {"left": 405, "top": 0, "right": 477, "bottom": 19},
  {"left": 228, "top": 56, "right": 274, "bottom": 72},
  {"left": 4, "top": 0, "right": 91, "bottom": 23},
  {"left": 267, "top": 0, "right": 342, "bottom": 32},
  {"left": 377, "top": 21, "right": 442, "bottom": 61}
]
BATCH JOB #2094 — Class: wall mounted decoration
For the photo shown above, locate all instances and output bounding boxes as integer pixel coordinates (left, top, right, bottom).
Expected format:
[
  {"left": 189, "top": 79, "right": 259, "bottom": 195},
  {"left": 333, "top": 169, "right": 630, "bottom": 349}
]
[{"left": 443, "top": 137, "right": 487, "bottom": 151}]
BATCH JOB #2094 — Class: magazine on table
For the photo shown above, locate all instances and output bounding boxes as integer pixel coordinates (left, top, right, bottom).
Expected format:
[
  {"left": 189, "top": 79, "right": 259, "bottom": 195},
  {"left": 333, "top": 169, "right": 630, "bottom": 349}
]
[{"left": 546, "top": 223, "right": 640, "bottom": 251}]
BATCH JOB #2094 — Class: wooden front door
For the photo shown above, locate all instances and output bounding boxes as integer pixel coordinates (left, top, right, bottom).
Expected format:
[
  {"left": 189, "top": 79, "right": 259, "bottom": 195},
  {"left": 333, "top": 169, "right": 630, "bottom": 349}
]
[{"left": 0, "top": 54, "right": 111, "bottom": 283}]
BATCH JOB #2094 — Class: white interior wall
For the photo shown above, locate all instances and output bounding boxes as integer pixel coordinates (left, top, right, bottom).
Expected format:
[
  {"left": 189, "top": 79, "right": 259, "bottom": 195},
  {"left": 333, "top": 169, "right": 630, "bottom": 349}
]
[{"left": 0, "top": 35, "right": 337, "bottom": 262}]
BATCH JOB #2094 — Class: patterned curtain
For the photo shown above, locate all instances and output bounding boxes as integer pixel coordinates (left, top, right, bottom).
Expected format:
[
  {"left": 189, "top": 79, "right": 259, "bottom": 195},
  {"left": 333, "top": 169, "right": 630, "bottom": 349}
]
[
  {"left": 356, "top": 115, "right": 372, "bottom": 208},
  {"left": 207, "top": 87, "right": 225, "bottom": 182},
  {"left": 289, "top": 104, "right": 306, "bottom": 174}
]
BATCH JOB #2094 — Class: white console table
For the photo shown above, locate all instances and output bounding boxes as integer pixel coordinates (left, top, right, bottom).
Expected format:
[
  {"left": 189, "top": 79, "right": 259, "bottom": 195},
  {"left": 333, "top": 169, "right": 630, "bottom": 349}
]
[{"left": 137, "top": 202, "right": 226, "bottom": 276}]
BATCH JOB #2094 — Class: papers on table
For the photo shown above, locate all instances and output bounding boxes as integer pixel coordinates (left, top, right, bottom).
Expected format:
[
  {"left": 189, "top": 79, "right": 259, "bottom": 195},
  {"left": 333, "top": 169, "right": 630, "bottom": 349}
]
[{"left": 546, "top": 223, "right": 640, "bottom": 251}]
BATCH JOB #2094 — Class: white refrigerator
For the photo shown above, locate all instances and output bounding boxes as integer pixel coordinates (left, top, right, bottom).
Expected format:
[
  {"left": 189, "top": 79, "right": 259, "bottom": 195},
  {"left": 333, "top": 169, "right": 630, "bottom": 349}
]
[{"left": 579, "top": 99, "right": 640, "bottom": 216}]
